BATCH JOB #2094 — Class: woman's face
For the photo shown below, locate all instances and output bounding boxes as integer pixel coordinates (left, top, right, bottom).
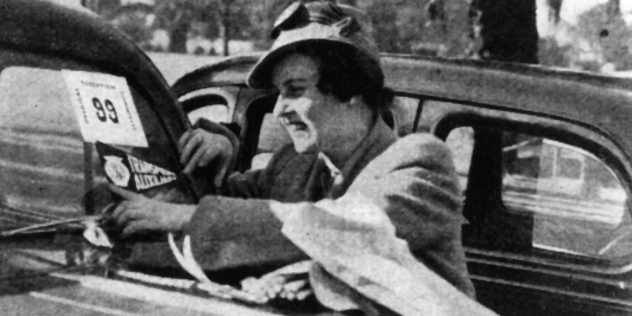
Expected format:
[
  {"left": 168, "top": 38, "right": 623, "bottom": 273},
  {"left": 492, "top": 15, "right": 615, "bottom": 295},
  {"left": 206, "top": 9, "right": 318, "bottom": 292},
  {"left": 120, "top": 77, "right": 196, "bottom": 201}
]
[{"left": 271, "top": 53, "right": 360, "bottom": 155}]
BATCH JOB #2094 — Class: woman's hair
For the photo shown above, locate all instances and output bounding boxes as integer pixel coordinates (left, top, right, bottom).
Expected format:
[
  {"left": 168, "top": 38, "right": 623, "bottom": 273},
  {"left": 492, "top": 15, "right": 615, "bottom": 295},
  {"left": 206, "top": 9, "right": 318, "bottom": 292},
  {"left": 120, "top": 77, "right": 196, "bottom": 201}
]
[{"left": 293, "top": 43, "right": 395, "bottom": 113}]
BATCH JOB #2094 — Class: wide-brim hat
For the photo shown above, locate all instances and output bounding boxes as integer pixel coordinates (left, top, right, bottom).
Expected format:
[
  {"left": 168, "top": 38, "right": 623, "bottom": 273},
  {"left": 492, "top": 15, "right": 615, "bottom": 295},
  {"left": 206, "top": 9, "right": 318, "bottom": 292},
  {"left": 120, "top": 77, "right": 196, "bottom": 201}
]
[
  {"left": 247, "top": 1, "right": 384, "bottom": 90},
  {"left": 272, "top": 193, "right": 498, "bottom": 316}
]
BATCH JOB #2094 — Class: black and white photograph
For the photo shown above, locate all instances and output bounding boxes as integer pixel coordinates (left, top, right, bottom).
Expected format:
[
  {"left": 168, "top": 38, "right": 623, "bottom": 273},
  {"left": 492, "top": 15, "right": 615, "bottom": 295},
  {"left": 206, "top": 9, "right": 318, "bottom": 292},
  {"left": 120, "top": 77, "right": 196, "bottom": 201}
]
[{"left": 0, "top": 0, "right": 631, "bottom": 315}]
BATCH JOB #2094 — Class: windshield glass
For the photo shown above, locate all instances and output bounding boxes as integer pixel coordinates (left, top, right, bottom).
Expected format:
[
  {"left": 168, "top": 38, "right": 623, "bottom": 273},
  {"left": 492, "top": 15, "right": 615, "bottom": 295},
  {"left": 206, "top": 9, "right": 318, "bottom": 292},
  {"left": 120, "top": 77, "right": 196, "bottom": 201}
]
[
  {"left": 0, "top": 67, "right": 94, "bottom": 224},
  {"left": 0, "top": 64, "right": 191, "bottom": 233}
]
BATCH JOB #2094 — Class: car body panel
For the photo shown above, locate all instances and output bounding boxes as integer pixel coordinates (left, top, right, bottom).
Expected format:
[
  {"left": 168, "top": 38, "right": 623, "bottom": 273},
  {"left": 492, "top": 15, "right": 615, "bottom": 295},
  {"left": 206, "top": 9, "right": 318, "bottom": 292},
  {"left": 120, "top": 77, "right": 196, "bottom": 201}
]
[{"left": 0, "top": 238, "right": 287, "bottom": 316}]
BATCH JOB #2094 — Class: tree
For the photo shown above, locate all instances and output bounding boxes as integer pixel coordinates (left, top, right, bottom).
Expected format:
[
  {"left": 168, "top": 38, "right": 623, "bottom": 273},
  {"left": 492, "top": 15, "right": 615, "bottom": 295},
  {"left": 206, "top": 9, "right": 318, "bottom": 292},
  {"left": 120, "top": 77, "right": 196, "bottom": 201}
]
[
  {"left": 109, "top": 4, "right": 155, "bottom": 50},
  {"left": 366, "top": 1, "right": 401, "bottom": 53},
  {"left": 107, "top": 0, "right": 255, "bottom": 54},
  {"left": 546, "top": 0, "right": 563, "bottom": 23},
  {"left": 471, "top": 0, "right": 538, "bottom": 64},
  {"left": 355, "top": 0, "right": 474, "bottom": 56},
  {"left": 420, "top": 0, "right": 477, "bottom": 57},
  {"left": 575, "top": 0, "right": 632, "bottom": 71},
  {"left": 152, "top": 0, "right": 208, "bottom": 53},
  {"left": 540, "top": 0, "right": 632, "bottom": 72}
]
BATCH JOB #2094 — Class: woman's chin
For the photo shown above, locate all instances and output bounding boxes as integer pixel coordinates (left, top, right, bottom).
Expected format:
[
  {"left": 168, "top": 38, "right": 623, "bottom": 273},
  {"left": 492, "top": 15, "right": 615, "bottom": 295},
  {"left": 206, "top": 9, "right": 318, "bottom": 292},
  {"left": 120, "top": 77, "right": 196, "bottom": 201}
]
[{"left": 293, "top": 141, "right": 317, "bottom": 154}]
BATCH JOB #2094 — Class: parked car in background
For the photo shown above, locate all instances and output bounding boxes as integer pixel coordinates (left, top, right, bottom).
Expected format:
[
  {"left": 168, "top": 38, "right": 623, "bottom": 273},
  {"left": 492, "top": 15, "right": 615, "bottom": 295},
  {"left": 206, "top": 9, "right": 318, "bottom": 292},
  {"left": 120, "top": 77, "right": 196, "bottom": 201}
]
[
  {"left": 3, "top": 0, "right": 632, "bottom": 315},
  {"left": 173, "top": 51, "right": 632, "bottom": 316}
]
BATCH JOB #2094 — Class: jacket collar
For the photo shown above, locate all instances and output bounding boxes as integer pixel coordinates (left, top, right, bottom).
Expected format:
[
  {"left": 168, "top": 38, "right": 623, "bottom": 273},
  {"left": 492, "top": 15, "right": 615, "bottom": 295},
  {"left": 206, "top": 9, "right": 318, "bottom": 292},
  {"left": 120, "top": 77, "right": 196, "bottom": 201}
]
[{"left": 317, "top": 116, "right": 397, "bottom": 198}]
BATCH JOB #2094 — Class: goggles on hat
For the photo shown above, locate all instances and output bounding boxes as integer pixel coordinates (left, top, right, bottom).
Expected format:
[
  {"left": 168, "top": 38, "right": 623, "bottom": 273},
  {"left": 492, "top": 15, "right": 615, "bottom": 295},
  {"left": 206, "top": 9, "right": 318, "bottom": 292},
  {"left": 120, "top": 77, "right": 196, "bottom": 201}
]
[
  {"left": 271, "top": 2, "right": 361, "bottom": 39},
  {"left": 247, "top": 1, "right": 383, "bottom": 90}
]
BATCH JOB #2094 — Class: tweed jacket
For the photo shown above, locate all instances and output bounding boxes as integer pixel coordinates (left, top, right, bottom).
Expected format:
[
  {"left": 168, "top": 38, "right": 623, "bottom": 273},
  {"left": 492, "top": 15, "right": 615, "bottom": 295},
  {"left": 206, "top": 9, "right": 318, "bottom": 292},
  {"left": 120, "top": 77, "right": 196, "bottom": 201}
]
[{"left": 184, "top": 117, "right": 475, "bottom": 298}]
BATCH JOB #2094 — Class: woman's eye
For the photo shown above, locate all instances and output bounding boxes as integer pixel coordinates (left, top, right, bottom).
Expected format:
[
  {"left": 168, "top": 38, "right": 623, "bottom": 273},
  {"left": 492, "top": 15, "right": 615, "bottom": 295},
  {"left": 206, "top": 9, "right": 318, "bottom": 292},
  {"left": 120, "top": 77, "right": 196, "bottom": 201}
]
[{"left": 289, "top": 87, "right": 304, "bottom": 95}]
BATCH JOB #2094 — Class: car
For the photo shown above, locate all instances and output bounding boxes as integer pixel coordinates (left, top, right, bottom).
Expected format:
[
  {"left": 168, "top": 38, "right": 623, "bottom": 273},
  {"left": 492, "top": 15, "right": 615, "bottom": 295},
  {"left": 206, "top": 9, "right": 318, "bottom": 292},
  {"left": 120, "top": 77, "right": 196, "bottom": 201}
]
[
  {"left": 2, "top": 0, "right": 632, "bottom": 315},
  {"left": 172, "top": 48, "right": 632, "bottom": 316}
]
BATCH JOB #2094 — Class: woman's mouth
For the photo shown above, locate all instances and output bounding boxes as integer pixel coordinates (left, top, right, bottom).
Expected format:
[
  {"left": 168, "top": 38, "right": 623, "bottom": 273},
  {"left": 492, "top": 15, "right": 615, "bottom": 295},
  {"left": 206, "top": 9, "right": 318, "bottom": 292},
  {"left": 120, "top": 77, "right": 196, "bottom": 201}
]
[{"left": 283, "top": 118, "right": 308, "bottom": 131}]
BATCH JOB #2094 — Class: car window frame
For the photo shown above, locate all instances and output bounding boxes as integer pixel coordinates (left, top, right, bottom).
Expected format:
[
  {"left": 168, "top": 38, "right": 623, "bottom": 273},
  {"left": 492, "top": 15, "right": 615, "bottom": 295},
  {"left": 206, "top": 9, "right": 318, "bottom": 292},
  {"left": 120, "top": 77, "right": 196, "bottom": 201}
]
[{"left": 423, "top": 97, "right": 632, "bottom": 274}]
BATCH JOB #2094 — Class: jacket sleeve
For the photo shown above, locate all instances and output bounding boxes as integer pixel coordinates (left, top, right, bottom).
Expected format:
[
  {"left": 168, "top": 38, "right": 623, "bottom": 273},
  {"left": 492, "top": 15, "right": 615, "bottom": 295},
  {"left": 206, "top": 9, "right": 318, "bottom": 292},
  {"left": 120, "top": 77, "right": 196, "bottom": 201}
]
[
  {"left": 348, "top": 133, "right": 464, "bottom": 251},
  {"left": 345, "top": 133, "right": 474, "bottom": 297},
  {"left": 193, "top": 117, "right": 298, "bottom": 199},
  {"left": 182, "top": 145, "right": 308, "bottom": 269},
  {"left": 218, "top": 144, "right": 298, "bottom": 199},
  {"left": 182, "top": 195, "right": 308, "bottom": 270},
  {"left": 192, "top": 118, "right": 241, "bottom": 181}
]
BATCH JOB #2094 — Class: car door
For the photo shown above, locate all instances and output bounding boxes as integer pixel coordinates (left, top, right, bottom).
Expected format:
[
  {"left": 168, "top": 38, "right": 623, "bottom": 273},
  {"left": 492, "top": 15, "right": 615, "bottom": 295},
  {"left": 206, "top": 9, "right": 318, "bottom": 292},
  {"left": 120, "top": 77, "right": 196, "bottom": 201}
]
[{"left": 421, "top": 99, "right": 632, "bottom": 316}]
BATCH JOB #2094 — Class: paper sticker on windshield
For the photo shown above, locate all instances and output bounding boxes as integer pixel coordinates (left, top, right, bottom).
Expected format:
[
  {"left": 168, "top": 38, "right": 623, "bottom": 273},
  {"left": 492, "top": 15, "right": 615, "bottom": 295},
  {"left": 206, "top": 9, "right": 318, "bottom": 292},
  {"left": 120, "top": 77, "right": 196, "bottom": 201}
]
[
  {"left": 96, "top": 142, "right": 177, "bottom": 191},
  {"left": 62, "top": 70, "right": 148, "bottom": 147}
]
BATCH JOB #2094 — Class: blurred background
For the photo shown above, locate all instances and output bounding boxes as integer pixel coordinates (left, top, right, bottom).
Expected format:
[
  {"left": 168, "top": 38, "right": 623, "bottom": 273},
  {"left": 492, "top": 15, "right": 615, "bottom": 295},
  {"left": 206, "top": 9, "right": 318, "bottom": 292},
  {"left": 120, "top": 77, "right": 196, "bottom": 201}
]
[{"left": 57, "top": 0, "right": 632, "bottom": 78}]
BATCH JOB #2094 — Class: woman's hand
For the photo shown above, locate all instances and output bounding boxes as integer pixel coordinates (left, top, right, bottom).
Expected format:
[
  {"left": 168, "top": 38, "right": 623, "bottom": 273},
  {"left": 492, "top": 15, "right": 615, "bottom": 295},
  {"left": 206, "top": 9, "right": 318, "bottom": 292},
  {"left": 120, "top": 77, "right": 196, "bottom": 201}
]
[
  {"left": 241, "top": 274, "right": 312, "bottom": 301},
  {"left": 109, "top": 185, "right": 196, "bottom": 238},
  {"left": 178, "top": 128, "right": 234, "bottom": 187},
  {"left": 240, "top": 260, "right": 313, "bottom": 301}
]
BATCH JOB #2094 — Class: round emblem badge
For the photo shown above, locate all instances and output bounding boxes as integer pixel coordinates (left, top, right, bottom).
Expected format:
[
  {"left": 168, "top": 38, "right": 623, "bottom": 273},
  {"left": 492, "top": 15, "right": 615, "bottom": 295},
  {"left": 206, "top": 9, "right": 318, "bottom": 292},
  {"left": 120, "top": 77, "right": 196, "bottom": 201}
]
[{"left": 104, "top": 156, "right": 130, "bottom": 187}]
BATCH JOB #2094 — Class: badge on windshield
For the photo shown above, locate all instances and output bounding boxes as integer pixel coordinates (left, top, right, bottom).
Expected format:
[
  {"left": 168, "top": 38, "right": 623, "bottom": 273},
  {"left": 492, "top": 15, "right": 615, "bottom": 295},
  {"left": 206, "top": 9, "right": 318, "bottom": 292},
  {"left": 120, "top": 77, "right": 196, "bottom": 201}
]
[
  {"left": 96, "top": 142, "right": 177, "bottom": 191},
  {"left": 62, "top": 70, "right": 148, "bottom": 148}
]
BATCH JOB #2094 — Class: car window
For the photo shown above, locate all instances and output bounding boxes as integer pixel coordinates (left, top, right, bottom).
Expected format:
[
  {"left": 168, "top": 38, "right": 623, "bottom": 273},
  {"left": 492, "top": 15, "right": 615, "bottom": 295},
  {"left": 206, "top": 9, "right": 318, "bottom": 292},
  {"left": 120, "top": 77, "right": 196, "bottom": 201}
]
[
  {"left": 390, "top": 96, "right": 419, "bottom": 136},
  {"left": 0, "top": 65, "right": 190, "bottom": 231},
  {"left": 177, "top": 88, "right": 233, "bottom": 125},
  {"left": 251, "top": 113, "right": 291, "bottom": 170},
  {"left": 445, "top": 127, "right": 474, "bottom": 192},
  {"left": 188, "top": 104, "right": 229, "bottom": 124},
  {"left": 0, "top": 67, "right": 87, "bottom": 224},
  {"left": 431, "top": 100, "right": 632, "bottom": 262},
  {"left": 502, "top": 134, "right": 631, "bottom": 258}
]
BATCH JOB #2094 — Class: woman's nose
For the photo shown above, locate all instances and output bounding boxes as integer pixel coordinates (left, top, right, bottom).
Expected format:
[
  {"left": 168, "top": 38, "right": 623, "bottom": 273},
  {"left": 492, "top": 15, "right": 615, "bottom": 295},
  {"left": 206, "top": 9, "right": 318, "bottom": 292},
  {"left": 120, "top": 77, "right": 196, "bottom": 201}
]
[{"left": 273, "top": 95, "right": 290, "bottom": 117}]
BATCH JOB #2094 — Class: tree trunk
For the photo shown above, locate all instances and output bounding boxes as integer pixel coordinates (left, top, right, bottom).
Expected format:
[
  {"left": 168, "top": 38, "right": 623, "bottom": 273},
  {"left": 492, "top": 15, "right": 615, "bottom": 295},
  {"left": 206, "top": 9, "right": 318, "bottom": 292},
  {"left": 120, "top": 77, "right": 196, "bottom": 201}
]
[
  {"left": 608, "top": 0, "right": 620, "bottom": 18},
  {"left": 169, "top": 19, "right": 189, "bottom": 53},
  {"left": 547, "top": 0, "right": 563, "bottom": 23},
  {"left": 472, "top": 0, "right": 539, "bottom": 64},
  {"left": 217, "top": 0, "right": 231, "bottom": 56},
  {"left": 222, "top": 8, "right": 230, "bottom": 56}
]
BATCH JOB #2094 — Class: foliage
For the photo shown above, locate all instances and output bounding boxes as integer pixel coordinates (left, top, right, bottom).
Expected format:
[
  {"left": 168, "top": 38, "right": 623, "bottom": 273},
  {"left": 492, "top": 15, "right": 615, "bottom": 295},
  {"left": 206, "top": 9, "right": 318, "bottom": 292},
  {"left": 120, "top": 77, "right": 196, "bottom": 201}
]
[
  {"left": 574, "top": 1, "right": 632, "bottom": 71},
  {"left": 97, "top": 0, "right": 481, "bottom": 56},
  {"left": 356, "top": 0, "right": 475, "bottom": 57},
  {"left": 101, "top": 0, "right": 258, "bottom": 54},
  {"left": 538, "top": 0, "right": 632, "bottom": 72},
  {"left": 472, "top": 0, "right": 538, "bottom": 63},
  {"left": 109, "top": 4, "right": 154, "bottom": 50}
]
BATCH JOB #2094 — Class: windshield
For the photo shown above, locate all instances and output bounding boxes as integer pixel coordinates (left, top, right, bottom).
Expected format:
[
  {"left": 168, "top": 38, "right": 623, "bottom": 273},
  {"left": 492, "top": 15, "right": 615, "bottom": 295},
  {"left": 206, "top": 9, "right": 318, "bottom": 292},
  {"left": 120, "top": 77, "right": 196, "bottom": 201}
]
[
  {"left": 0, "top": 45, "right": 200, "bottom": 291},
  {"left": 0, "top": 65, "right": 191, "bottom": 233}
]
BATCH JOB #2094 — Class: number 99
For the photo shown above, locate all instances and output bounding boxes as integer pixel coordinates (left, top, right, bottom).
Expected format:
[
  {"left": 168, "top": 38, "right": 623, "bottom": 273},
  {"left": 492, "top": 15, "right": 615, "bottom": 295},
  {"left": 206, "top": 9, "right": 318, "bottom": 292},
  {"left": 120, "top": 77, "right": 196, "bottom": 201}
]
[{"left": 92, "top": 98, "right": 119, "bottom": 124}]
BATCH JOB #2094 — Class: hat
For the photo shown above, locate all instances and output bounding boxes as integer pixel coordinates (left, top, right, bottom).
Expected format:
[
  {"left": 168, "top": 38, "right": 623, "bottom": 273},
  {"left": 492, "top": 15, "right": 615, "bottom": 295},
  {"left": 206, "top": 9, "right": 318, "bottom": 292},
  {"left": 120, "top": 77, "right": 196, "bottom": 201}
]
[
  {"left": 271, "top": 194, "right": 498, "bottom": 316},
  {"left": 247, "top": 1, "right": 383, "bottom": 90}
]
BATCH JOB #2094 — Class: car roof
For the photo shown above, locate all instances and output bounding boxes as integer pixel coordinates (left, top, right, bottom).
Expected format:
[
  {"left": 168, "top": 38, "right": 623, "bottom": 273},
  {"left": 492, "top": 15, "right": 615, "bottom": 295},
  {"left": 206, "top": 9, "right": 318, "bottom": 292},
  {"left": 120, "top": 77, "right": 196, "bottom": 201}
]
[
  {"left": 0, "top": 0, "right": 168, "bottom": 87},
  {"left": 0, "top": 0, "right": 189, "bottom": 146},
  {"left": 175, "top": 53, "right": 632, "bottom": 160}
]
